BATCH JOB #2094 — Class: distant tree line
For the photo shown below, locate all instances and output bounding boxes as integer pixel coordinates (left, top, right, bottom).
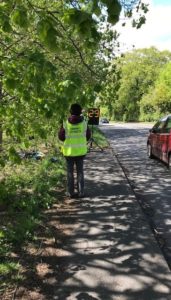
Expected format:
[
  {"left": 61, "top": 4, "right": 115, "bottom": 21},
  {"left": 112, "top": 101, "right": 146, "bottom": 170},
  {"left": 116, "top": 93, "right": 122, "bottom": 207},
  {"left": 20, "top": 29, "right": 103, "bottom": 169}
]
[{"left": 99, "top": 47, "right": 171, "bottom": 121}]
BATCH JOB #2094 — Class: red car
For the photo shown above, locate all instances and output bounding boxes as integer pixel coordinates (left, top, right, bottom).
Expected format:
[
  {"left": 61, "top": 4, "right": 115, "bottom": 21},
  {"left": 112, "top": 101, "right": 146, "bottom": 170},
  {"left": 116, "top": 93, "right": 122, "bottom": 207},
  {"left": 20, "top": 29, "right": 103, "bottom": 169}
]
[{"left": 147, "top": 115, "right": 171, "bottom": 168}]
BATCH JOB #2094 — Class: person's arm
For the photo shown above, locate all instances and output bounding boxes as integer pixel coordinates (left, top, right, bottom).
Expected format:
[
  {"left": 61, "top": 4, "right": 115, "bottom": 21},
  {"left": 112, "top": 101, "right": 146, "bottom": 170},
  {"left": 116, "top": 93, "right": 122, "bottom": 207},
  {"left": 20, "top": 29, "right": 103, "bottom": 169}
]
[{"left": 58, "top": 126, "right": 65, "bottom": 141}]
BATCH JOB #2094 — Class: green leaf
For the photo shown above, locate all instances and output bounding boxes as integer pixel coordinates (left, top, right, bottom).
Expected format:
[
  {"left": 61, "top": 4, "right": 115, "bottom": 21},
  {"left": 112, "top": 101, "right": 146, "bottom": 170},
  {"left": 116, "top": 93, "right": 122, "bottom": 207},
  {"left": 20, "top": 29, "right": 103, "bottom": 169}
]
[
  {"left": 37, "top": 20, "right": 59, "bottom": 51},
  {"left": 136, "top": 16, "right": 146, "bottom": 29},
  {"left": 9, "top": 147, "right": 21, "bottom": 164},
  {"left": 37, "top": 19, "right": 51, "bottom": 41},
  {"left": 28, "top": 51, "right": 45, "bottom": 64},
  {"left": 0, "top": 159, "right": 5, "bottom": 167},
  {"left": 11, "top": 7, "right": 28, "bottom": 29},
  {"left": 45, "top": 27, "right": 58, "bottom": 50},
  {"left": 1, "top": 17, "right": 12, "bottom": 32},
  {"left": 68, "top": 72, "right": 83, "bottom": 87},
  {"left": 107, "top": 14, "right": 119, "bottom": 25},
  {"left": 82, "top": 0, "right": 100, "bottom": 16},
  {"left": 91, "top": 26, "right": 101, "bottom": 42},
  {"left": 108, "top": 0, "right": 121, "bottom": 15},
  {"left": 2, "top": 20, "right": 12, "bottom": 32},
  {"left": 22, "top": 140, "right": 30, "bottom": 148},
  {"left": 77, "top": 20, "right": 91, "bottom": 37},
  {"left": 94, "top": 84, "right": 102, "bottom": 93},
  {"left": 63, "top": 9, "right": 91, "bottom": 26},
  {"left": 37, "top": 128, "right": 47, "bottom": 139},
  {"left": 45, "top": 109, "right": 53, "bottom": 119},
  {"left": 4, "top": 78, "right": 18, "bottom": 91},
  {"left": 92, "top": 0, "right": 101, "bottom": 16},
  {"left": 0, "top": 230, "right": 5, "bottom": 239}
]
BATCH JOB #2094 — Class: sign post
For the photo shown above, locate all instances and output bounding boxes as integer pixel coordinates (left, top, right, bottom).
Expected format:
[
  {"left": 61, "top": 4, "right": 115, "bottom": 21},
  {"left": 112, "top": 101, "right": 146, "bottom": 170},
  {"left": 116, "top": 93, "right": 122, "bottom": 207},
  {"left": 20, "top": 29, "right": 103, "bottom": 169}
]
[{"left": 87, "top": 108, "right": 103, "bottom": 151}]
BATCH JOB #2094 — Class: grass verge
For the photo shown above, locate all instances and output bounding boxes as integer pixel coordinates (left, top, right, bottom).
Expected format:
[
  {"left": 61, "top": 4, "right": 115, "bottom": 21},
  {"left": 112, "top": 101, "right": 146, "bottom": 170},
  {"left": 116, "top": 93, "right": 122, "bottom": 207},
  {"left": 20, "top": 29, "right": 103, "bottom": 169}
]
[{"left": 0, "top": 142, "right": 66, "bottom": 295}]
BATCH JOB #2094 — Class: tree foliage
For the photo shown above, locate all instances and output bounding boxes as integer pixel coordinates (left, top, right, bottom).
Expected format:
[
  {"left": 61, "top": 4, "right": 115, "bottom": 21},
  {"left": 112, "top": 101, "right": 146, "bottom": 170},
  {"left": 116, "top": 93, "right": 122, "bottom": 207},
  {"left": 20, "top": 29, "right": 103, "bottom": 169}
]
[
  {"left": 0, "top": 0, "right": 149, "bottom": 160},
  {"left": 140, "top": 61, "right": 171, "bottom": 120},
  {"left": 100, "top": 47, "right": 171, "bottom": 121}
]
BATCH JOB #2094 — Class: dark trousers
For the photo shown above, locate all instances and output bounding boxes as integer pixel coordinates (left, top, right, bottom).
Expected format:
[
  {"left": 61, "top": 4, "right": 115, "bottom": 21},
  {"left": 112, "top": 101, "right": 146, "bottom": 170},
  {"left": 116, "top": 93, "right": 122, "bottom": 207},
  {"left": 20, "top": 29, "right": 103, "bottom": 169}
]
[{"left": 65, "top": 156, "right": 84, "bottom": 196}]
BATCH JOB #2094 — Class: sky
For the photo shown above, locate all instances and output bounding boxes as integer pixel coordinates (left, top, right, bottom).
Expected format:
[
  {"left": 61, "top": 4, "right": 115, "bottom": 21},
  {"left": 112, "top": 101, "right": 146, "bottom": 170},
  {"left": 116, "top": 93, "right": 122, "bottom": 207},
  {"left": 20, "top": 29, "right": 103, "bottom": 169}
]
[{"left": 115, "top": 0, "right": 171, "bottom": 53}]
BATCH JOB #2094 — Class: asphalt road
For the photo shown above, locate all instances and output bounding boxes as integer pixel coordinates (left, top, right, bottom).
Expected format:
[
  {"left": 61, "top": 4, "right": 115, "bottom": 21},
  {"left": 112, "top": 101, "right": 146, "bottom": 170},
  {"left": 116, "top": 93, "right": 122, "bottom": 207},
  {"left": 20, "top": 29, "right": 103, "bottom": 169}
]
[{"left": 101, "top": 122, "right": 171, "bottom": 268}]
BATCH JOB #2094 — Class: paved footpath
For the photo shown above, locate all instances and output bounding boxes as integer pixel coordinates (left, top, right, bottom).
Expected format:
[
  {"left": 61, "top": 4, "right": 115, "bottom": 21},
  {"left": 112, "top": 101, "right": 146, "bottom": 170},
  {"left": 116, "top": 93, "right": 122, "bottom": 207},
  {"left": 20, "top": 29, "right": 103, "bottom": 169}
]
[{"left": 55, "top": 148, "right": 171, "bottom": 300}]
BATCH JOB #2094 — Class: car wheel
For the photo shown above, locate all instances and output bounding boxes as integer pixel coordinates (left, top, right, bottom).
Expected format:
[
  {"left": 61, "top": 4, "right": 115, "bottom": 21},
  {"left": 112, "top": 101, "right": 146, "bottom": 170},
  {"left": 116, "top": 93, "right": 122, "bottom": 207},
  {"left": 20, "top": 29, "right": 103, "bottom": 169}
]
[
  {"left": 168, "top": 154, "right": 171, "bottom": 169},
  {"left": 147, "top": 144, "right": 153, "bottom": 158}
]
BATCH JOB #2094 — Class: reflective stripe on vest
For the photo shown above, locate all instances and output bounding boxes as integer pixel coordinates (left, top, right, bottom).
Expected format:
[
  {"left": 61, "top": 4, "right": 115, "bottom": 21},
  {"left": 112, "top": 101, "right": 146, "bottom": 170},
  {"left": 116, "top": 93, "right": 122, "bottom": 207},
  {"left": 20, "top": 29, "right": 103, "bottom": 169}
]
[{"left": 63, "top": 120, "right": 87, "bottom": 156}]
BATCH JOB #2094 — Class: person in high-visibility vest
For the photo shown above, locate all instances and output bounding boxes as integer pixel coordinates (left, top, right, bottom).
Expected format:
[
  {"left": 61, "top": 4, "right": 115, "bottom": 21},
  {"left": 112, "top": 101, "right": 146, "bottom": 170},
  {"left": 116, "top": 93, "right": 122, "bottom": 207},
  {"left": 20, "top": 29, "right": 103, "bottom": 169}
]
[{"left": 58, "top": 103, "right": 91, "bottom": 198}]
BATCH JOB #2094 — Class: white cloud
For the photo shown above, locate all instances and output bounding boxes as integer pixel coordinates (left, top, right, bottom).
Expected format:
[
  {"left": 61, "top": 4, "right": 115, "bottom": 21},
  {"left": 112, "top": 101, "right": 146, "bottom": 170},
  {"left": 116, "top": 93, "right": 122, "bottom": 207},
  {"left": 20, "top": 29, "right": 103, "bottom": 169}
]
[{"left": 115, "top": 1, "right": 171, "bottom": 53}]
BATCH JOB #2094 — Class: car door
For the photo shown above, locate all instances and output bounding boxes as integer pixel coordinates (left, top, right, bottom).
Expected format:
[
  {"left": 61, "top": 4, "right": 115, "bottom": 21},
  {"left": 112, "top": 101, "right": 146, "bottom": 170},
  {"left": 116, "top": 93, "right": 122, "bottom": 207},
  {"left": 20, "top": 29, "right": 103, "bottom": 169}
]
[
  {"left": 150, "top": 120, "right": 165, "bottom": 158},
  {"left": 160, "top": 117, "right": 171, "bottom": 163}
]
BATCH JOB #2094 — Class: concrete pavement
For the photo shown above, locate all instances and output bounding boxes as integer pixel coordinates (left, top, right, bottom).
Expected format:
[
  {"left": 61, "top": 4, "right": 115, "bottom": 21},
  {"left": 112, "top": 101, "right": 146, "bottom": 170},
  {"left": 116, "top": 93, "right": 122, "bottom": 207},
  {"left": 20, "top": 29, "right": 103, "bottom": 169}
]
[{"left": 55, "top": 148, "right": 171, "bottom": 300}]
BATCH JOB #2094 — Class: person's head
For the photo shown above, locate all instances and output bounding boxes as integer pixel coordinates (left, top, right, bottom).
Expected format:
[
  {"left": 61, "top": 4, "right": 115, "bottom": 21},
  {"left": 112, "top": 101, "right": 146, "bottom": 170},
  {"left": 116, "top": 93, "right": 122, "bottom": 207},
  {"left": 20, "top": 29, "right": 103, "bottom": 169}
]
[{"left": 70, "top": 103, "right": 82, "bottom": 116}]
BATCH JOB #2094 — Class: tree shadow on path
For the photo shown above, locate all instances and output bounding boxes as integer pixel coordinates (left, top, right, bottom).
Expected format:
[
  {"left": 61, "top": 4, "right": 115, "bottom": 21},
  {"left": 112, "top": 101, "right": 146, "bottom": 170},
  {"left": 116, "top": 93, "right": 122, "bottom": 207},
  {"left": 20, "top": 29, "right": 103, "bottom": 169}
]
[{"left": 13, "top": 149, "right": 171, "bottom": 300}]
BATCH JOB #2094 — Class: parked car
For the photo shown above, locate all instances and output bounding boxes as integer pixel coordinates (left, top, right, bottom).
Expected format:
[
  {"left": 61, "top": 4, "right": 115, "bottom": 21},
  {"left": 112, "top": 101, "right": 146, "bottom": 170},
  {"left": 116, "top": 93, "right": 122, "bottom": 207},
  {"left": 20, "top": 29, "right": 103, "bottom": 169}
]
[
  {"left": 147, "top": 115, "right": 171, "bottom": 168},
  {"left": 100, "top": 117, "right": 109, "bottom": 124}
]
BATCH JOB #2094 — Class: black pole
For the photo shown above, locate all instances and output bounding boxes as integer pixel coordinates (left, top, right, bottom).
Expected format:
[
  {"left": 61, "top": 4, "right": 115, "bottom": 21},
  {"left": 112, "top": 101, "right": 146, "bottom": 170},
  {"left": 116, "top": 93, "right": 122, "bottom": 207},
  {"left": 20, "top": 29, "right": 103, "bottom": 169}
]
[{"left": 88, "top": 124, "right": 103, "bottom": 152}]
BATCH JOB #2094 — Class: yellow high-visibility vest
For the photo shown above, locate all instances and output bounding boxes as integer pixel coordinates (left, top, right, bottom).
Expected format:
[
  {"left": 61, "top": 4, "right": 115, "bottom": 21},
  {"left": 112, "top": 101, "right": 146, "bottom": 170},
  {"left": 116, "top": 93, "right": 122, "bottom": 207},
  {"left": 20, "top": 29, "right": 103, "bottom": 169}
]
[{"left": 62, "top": 120, "right": 87, "bottom": 156}]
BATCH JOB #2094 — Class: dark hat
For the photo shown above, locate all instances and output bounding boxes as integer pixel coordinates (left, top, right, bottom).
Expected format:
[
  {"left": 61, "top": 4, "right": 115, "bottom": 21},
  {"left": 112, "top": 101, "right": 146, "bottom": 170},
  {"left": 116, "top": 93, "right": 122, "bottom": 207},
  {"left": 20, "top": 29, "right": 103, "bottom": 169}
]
[{"left": 70, "top": 103, "right": 82, "bottom": 116}]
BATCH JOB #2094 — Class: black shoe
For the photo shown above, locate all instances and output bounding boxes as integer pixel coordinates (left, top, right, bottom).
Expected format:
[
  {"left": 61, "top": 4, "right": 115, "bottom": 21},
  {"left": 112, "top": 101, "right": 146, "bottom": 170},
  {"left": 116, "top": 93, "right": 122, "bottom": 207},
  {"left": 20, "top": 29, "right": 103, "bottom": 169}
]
[
  {"left": 66, "top": 192, "right": 78, "bottom": 199},
  {"left": 71, "top": 193, "right": 79, "bottom": 199},
  {"left": 78, "top": 193, "right": 85, "bottom": 198}
]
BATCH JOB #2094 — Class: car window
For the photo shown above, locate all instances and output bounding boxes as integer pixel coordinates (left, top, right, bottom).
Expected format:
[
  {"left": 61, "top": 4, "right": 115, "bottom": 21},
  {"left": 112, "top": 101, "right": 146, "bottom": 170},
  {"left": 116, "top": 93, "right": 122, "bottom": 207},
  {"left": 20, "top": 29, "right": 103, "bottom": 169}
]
[
  {"left": 153, "top": 121, "right": 165, "bottom": 131},
  {"left": 164, "top": 118, "right": 171, "bottom": 133},
  {"left": 159, "top": 121, "right": 165, "bottom": 129}
]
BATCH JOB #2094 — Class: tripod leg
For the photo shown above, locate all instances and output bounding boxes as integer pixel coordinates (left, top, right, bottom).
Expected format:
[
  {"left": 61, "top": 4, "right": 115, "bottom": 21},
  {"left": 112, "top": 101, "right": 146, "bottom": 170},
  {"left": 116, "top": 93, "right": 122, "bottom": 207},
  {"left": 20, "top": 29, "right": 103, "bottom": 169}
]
[
  {"left": 88, "top": 137, "right": 103, "bottom": 151},
  {"left": 91, "top": 138, "right": 103, "bottom": 151},
  {"left": 87, "top": 124, "right": 103, "bottom": 151}
]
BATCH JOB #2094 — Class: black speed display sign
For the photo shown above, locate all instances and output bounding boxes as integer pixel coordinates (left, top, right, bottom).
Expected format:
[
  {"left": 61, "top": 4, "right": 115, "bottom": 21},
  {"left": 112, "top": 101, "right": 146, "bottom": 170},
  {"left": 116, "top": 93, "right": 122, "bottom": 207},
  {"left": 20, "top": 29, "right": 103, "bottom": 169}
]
[{"left": 88, "top": 108, "right": 100, "bottom": 125}]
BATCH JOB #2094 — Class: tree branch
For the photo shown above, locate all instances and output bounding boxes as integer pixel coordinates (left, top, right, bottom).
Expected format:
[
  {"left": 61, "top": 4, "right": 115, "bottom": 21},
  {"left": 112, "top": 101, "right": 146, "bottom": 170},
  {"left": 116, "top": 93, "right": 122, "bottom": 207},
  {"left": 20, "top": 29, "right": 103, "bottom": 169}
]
[{"left": 48, "top": 12, "right": 99, "bottom": 78}]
